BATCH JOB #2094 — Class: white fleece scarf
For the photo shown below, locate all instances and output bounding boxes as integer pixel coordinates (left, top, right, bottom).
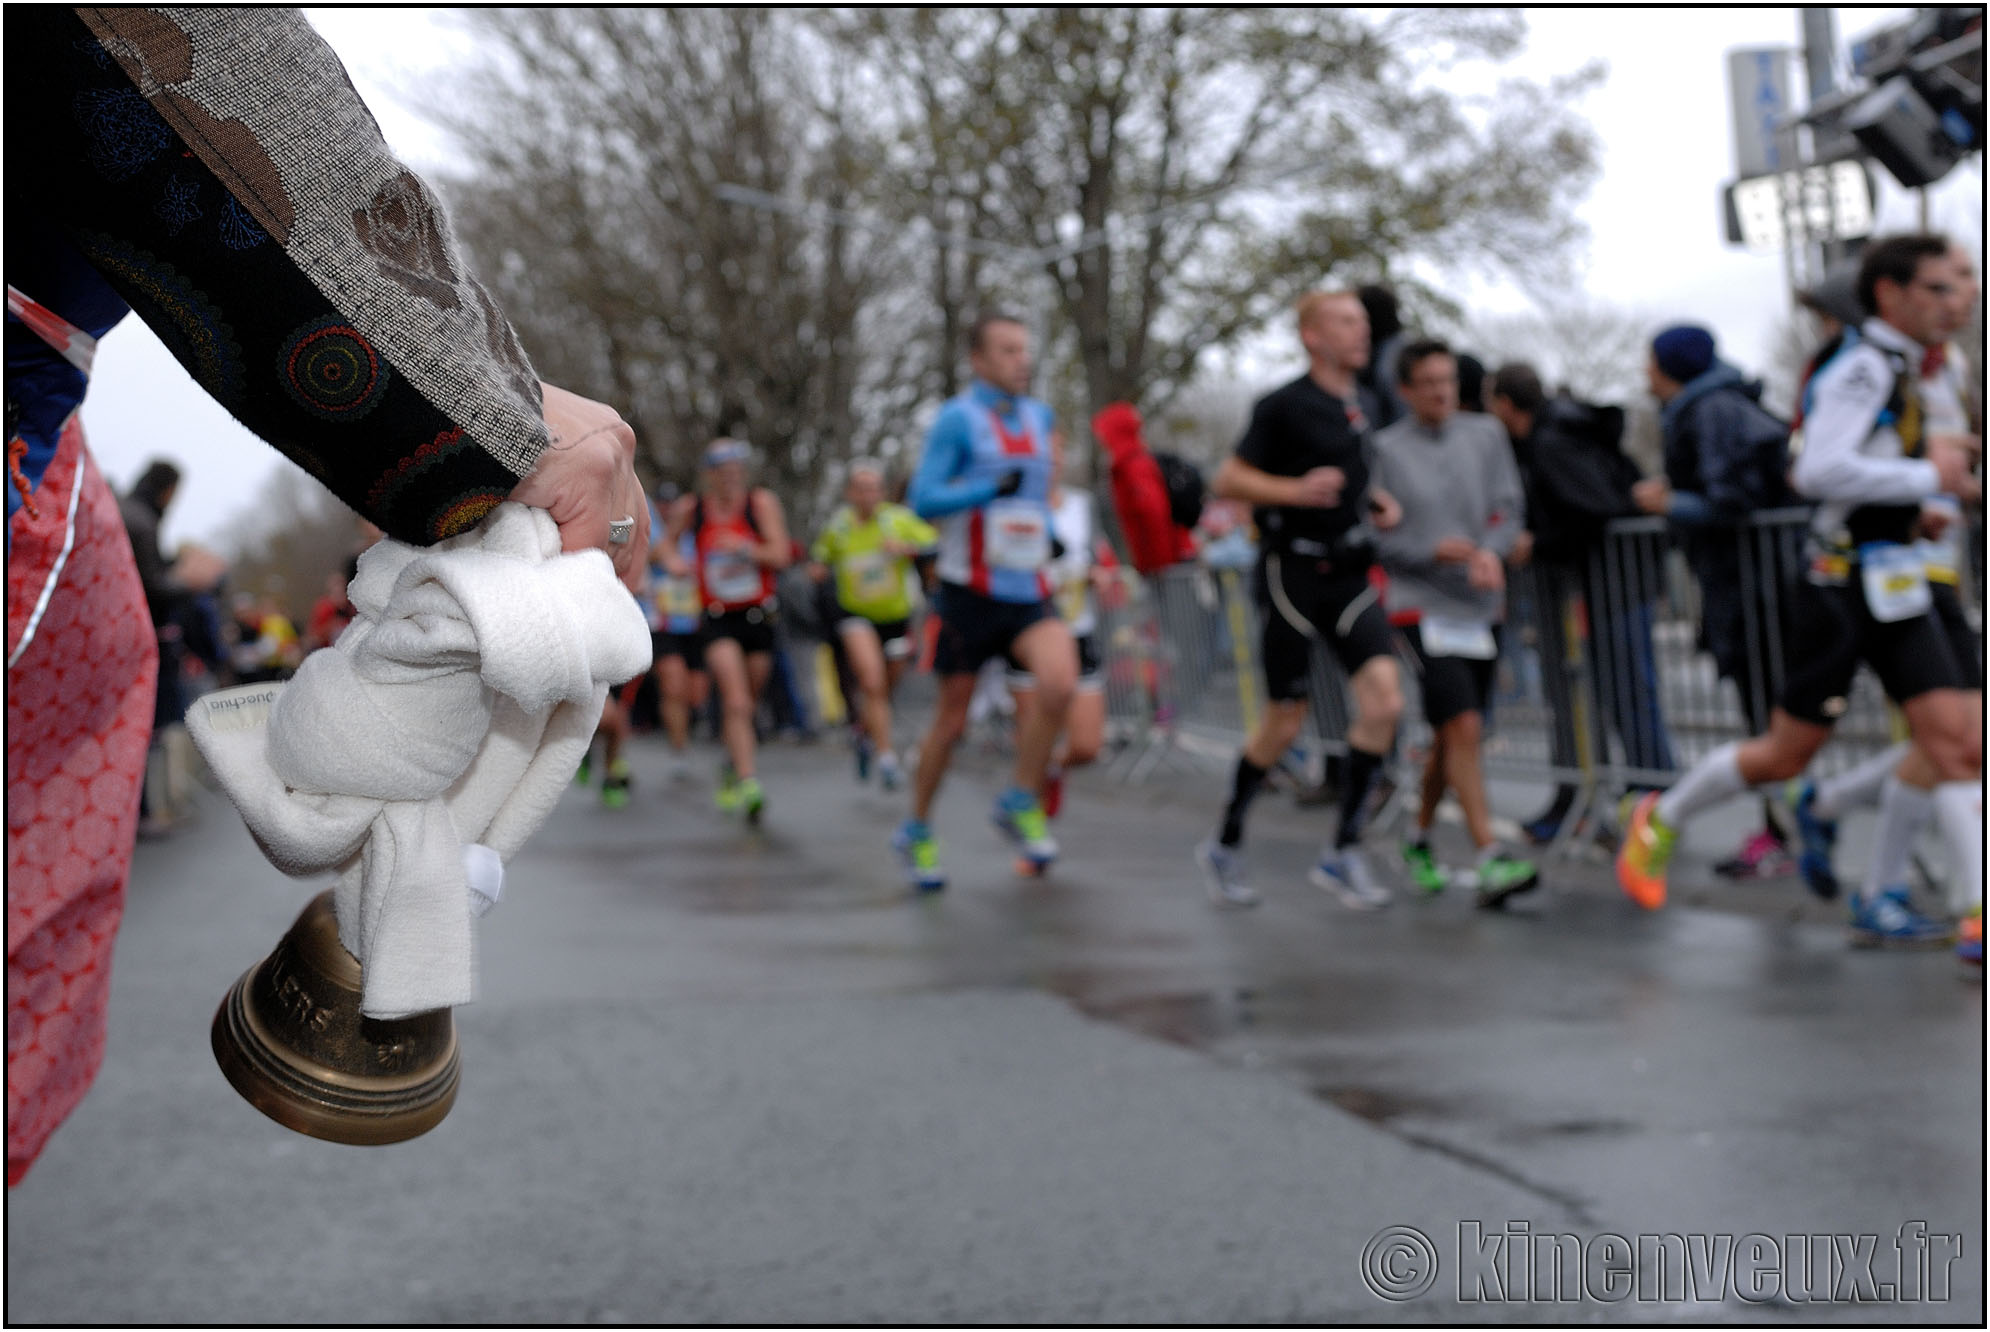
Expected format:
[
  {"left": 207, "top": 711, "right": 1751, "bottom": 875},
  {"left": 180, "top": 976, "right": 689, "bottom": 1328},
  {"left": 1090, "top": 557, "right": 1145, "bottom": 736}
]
[{"left": 188, "top": 503, "right": 652, "bottom": 1019}]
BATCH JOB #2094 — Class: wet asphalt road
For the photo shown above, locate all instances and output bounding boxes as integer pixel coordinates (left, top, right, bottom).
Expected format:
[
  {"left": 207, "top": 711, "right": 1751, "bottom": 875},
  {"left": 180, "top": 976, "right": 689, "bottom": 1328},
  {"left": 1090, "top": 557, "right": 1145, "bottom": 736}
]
[{"left": 6, "top": 715, "right": 1982, "bottom": 1324}]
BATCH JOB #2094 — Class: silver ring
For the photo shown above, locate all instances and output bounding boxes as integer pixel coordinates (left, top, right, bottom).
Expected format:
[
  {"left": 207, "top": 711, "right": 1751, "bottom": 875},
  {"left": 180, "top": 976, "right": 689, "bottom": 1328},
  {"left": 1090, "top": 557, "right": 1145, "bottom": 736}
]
[{"left": 607, "top": 515, "right": 635, "bottom": 546}]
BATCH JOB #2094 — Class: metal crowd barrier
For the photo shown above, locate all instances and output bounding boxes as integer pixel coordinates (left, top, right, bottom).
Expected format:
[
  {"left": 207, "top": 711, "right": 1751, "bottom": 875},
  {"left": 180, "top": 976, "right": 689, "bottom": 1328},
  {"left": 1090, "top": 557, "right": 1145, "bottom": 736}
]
[{"left": 1093, "top": 510, "right": 1982, "bottom": 857}]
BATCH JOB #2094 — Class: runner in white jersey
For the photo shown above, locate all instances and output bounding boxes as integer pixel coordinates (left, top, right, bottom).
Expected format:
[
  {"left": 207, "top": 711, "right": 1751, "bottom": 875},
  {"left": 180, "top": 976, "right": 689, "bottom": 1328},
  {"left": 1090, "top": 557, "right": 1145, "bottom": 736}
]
[
  {"left": 1619, "top": 234, "right": 1982, "bottom": 950},
  {"left": 1009, "top": 429, "right": 1123, "bottom": 821},
  {"left": 1789, "top": 242, "right": 1984, "bottom": 960}
]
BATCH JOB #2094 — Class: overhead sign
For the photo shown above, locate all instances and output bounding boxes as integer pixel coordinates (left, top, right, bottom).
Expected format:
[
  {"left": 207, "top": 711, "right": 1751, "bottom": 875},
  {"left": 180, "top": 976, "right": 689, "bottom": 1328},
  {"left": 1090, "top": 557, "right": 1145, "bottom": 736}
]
[
  {"left": 1722, "top": 160, "right": 1876, "bottom": 252},
  {"left": 1728, "top": 46, "right": 1795, "bottom": 179}
]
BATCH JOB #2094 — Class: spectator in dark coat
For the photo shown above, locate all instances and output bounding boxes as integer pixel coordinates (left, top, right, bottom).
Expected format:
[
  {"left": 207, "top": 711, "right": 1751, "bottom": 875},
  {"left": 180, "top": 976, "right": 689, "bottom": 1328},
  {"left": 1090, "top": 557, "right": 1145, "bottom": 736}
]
[{"left": 1492, "top": 364, "right": 1674, "bottom": 840}]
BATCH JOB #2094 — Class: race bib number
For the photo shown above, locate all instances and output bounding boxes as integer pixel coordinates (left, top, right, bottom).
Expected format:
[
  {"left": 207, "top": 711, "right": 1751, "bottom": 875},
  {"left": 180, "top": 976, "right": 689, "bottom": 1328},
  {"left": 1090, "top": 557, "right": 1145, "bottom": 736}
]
[
  {"left": 844, "top": 550, "right": 898, "bottom": 603},
  {"left": 704, "top": 549, "right": 764, "bottom": 604},
  {"left": 1420, "top": 614, "right": 1497, "bottom": 660},
  {"left": 985, "top": 499, "right": 1049, "bottom": 571},
  {"left": 1056, "top": 576, "right": 1089, "bottom": 624},
  {"left": 1859, "top": 542, "right": 1931, "bottom": 623},
  {"left": 657, "top": 575, "right": 701, "bottom": 620}
]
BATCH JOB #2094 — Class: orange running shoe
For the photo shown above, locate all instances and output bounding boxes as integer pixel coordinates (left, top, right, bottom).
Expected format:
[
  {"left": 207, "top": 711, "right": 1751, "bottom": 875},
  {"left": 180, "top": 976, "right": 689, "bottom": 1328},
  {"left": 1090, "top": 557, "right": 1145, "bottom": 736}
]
[
  {"left": 1617, "top": 791, "right": 1676, "bottom": 911},
  {"left": 1959, "top": 912, "right": 1983, "bottom": 966}
]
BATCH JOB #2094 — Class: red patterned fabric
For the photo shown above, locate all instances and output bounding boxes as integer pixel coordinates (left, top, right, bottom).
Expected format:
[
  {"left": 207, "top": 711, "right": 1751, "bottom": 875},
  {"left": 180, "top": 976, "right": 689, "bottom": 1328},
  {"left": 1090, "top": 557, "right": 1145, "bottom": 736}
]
[{"left": 6, "top": 414, "right": 156, "bottom": 1186}]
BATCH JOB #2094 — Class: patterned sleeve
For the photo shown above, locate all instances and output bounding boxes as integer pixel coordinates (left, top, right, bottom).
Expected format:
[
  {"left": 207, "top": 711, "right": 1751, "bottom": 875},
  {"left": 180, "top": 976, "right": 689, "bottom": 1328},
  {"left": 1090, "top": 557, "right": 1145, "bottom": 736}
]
[{"left": 19, "top": 7, "right": 549, "bottom": 544}]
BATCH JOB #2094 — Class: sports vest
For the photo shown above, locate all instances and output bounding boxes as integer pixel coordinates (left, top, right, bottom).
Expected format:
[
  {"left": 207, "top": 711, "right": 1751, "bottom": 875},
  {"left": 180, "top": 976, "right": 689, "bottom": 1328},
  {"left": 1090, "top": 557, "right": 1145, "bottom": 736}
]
[{"left": 934, "top": 392, "right": 1056, "bottom": 605}]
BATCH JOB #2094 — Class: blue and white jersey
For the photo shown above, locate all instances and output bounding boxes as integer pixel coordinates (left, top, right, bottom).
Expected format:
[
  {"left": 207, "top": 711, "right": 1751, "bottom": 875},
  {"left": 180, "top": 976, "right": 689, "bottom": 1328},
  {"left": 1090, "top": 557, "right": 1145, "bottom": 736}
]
[{"left": 908, "top": 380, "right": 1056, "bottom": 605}]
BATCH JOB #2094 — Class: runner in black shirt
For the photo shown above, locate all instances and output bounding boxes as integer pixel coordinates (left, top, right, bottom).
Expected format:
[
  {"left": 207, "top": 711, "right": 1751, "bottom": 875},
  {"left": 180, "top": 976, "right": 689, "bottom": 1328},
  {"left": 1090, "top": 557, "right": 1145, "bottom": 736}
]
[{"left": 1194, "top": 290, "right": 1407, "bottom": 911}]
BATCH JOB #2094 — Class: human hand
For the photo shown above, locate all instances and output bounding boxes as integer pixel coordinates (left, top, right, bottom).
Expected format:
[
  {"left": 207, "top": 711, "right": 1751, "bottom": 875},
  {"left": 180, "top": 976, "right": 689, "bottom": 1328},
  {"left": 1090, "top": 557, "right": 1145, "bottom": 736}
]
[
  {"left": 1433, "top": 536, "right": 1478, "bottom": 564},
  {"left": 1631, "top": 479, "right": 1671, "bottom": 516},
  {"left": 508, "top": 383, "right": 649, "bottom": 591},
  {"left": 1916, "top": 504, "right": 1956, "bottom": 541},
  {"left": 1293, "top": 466, "right": 1345, "bottom": 508},
  {"left": 1367, "top": 488, "right": 1403, "bottom": 532},
  {"left": 1931, "top": 438, "right": 1980, "bottom": 504},
  {"left": 172, "top": 544, "right": 228, "bottom": 593},
  {"left": 1467, "top": 547, "right": 1505, "bottom": 592},
  {"left": 1508, "top": 531, "right": 1534, "bottom": 567}
]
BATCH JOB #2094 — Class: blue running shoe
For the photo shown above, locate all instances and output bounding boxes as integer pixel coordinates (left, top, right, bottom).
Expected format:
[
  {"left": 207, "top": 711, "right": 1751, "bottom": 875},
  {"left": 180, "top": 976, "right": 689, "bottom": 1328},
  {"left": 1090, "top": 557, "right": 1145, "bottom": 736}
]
[
  {"left": 1848, "top": 887, "right": 1954, "bottom": 949},
  {"left": 892, "top": 819, "right": 947, "bottom": 892},
  {"left": 855, "top": 732, "right": 873, "bottom": 782},
  {"left": 1791, "top": 782, "right": 1839, "bottom": 900},
  {"left": 992, "top": 786, "right": 1057, "bottom": 868}
]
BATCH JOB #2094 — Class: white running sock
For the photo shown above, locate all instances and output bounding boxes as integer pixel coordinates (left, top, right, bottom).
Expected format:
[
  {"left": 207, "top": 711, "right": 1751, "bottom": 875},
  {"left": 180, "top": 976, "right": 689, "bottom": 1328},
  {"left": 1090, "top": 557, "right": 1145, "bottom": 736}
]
[
  {"left": 1812, "top": 741, "right": 1911, "bottom": 821},
  {"left": 1860, "top": 778, "right": 1934, "bottom": 902},
  {"left": 1656, "top": 742, "right": 1748, "bottom": 830},
  {"left": 1932, "top": 781, "right": 1985, "bottom": 914}
]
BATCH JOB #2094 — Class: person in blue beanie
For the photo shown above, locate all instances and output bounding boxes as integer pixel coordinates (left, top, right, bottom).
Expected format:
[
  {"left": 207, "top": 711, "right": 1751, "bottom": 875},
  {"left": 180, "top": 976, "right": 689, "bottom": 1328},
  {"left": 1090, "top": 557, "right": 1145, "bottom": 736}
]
[{"left": 1630, "top": 324, "right": 1799, "bottom": 881}]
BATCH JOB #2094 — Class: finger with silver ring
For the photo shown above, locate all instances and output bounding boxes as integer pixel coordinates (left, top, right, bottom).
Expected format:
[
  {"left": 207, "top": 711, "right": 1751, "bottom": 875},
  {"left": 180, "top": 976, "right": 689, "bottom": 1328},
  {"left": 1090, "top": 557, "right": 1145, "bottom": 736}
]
[{"left": 608, "top": 515, "right": 636, "bottom": 545}]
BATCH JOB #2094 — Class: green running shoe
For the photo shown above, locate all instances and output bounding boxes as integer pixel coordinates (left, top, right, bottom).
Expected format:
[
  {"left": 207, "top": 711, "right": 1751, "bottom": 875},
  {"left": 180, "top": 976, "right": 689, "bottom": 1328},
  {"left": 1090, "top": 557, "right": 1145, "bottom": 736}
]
[
  {"left": 1401, "top": 840, "right": 1448, "bottom": 895},
  {"left": 715, "top": 765, "right": 743, "bottom": 813},
  {"left": 1475, "top": 853, "right": 1540, "bottom": 910},
  {"left": 739, "top": 776, "right": 765, "bottom": 826},
  {"left": 893, "top": 819, "right": 947, "bottom": 891}
]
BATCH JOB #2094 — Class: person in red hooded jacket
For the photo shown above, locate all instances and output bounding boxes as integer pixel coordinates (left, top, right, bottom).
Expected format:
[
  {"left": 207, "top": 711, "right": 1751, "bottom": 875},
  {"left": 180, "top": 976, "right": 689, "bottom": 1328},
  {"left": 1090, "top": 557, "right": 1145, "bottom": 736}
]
[{"left": 1095, "top": 402, "right": 1197, "bottom": 574}]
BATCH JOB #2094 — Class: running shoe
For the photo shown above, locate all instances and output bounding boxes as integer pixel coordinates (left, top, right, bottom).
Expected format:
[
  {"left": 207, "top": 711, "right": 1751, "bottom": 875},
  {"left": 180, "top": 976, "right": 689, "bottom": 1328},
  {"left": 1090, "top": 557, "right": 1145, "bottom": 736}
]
[
  {"left": 1194, "top": 838, "right": 1259, "bottom": 909},
  {"left": 1847, "top": 887, "right": 1954, "bottom": 949},
  {"left": 1475, "top": 853, "right": 1541, "bottom": 910},
  {"left": 878, "top": 751, "right": 903, "bottom": 792},
  {"left": 739, "top": 776, "right": 765, "bottom": 826},
  {"left": 1400, "top": 841, "right": 1448, "bottom": 896},
  {"left": 1042, "top": 766, "right": 1065, "bottom": 820},
  {"left": 1310, "top": 847, "right": 1391, "bottom": 910},
  {"left": 855, "top": 733, "right": 873, "bottom": 782},
  {"left": 602, "top": 758, "right": 632, "bottom": 810},
  {"left": 1790, "top": 782, "right": 1840, "bottom": 901},
  {"left": 992, "top": 787, "right": 1058, "bottom": 867},
  {"left": 892, "top": 819, "right": 947, "bottom": 892},
  {"left": 1616, "top": 791, "right": 1675, "bottom": 911},
  {"left": 1958, "top": 911, "right": 1983, "bottom": 966},
  {"left": 1712, "top": 828, "right": 1796, "bottom": 880},
  {"left": 715, "top": 765, "right": 742, "bottom": 813}
]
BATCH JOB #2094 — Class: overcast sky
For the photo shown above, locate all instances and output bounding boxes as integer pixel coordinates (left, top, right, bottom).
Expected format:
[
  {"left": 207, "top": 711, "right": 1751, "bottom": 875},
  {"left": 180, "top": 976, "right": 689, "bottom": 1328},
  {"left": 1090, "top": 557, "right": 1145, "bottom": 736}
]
[{"left": 77, "top": 6, "right": 1981, "bottom": 551}]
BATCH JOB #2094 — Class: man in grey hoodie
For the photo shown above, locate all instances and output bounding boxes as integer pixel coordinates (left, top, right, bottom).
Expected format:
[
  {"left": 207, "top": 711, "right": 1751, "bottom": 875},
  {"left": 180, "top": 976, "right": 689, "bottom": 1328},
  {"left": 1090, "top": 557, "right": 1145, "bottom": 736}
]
[{"left": 1371, "top": 340, "right": 1540, "bottom": 907}]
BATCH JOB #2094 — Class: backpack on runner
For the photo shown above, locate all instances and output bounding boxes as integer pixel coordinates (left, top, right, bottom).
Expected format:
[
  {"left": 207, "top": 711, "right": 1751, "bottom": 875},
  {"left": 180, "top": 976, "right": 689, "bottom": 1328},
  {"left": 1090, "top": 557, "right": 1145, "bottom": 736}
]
[{"left": 1151, "top": 451, "right": 1206, "bottom": 531}]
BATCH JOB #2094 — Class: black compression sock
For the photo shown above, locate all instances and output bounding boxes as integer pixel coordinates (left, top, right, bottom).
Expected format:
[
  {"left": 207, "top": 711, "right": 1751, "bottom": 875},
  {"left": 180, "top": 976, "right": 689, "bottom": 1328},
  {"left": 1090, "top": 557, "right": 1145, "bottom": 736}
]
[
  {"left": 1334, "top": 746, "right": 1387, "bottom": 849},
  {"left": 1219, "top": 756, "right": 1268, "bottom": 847}
]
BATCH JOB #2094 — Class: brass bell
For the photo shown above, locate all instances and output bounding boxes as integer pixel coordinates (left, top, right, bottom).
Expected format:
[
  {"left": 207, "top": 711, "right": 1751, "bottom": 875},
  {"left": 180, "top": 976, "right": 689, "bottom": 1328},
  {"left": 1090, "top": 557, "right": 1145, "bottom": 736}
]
[{"left": 211, "top": 890, "right": 459, "bottom": 1145}]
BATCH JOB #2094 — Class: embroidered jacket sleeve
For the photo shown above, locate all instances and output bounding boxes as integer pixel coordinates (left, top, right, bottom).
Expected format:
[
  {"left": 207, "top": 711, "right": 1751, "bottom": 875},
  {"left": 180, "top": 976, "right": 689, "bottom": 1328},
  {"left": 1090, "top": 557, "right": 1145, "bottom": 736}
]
[
  {"left": 1792, "top": 344, "right": 1940, "bottom": 505},
  {"left": 18, "top": 6, "right": 549, "bottom": 545}
]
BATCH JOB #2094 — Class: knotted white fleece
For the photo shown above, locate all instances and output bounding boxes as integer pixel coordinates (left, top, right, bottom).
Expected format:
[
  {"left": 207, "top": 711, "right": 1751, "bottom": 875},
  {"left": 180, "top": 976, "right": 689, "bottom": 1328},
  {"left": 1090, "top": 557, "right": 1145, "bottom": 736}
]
[{"left": 188, "top": 503, "right": 652, "bottom": 1019}]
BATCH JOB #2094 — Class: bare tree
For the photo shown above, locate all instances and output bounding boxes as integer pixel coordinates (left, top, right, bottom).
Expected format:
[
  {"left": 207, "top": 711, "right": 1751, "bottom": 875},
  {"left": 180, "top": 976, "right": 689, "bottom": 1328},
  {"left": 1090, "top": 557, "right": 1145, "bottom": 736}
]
[
  {"left": 1464, "top": 300, "right": 1659, "bottom": 405},
  {"left": 424, "top": 9, "right": 910, "bottom": 524},
  {"left": 827, "top": 8, "right": 1604, "bottom": 433}
]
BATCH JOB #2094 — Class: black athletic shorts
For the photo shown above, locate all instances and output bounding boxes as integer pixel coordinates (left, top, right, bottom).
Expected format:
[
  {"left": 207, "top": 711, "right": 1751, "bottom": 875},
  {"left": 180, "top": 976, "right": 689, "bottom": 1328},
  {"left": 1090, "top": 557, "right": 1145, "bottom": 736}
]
[
  {"left": 1932, "top": 581, "right": 1984, "bottom": 692},
  {"left": 701, "top": 604, "right": 777, "bottom": 656},
  {"left": 654, "top": 630, "right": 705, "bottom": 669},
  {"left": 932, "top": 583, "right": 1051, "bottom": 678},
  {"left": 836, "top": 610, "right": 916, "bottom": 662},
  {"left": 1253, "top": 553, "right": 1396, "bottom": 703},
  {"left": 1777, "top": 574, "right": 1969, "bottom": 725},
  {"left": 1402, "top": 622, "right": 1503, "bottom": 729}
]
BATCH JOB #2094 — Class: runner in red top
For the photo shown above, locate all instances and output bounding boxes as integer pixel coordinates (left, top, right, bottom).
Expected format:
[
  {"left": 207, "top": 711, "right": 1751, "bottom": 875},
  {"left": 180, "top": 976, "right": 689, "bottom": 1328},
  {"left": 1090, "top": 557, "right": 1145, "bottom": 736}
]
[{"left": 662, "top": 440, "right": 792, "bottom": 824}]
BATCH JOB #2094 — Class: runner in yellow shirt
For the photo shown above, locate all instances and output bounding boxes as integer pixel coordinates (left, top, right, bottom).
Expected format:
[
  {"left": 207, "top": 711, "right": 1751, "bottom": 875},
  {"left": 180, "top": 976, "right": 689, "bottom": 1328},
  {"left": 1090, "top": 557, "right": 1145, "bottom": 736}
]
[{"left": 811, "top": 460, "right": 938, "bottom": 790}]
